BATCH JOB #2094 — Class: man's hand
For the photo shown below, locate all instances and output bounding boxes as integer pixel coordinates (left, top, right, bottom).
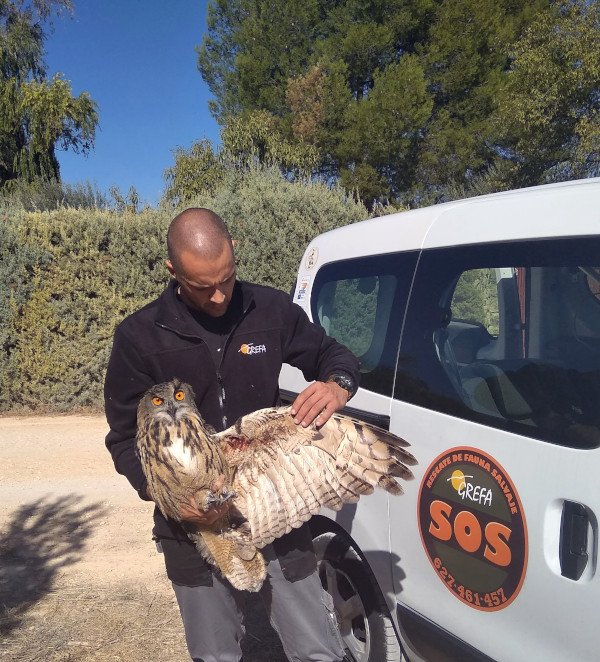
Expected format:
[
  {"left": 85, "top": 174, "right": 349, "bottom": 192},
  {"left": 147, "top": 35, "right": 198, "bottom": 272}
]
[
  {"left": 291, "top": 380, "right": 349, "bottom": 428},
  {"left": 178, "top": 474, "right": 231, "bottom": 525}
]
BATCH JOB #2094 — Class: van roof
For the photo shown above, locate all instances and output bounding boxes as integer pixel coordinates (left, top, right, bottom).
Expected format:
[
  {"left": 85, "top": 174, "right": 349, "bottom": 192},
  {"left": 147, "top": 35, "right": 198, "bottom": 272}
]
[{"left": 306, "top": 177, "right": 600, "bottom": 263}]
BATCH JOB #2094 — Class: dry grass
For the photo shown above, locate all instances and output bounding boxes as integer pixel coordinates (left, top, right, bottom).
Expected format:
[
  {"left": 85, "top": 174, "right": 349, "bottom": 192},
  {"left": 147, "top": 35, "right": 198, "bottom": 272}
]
[
  {"left": 0, "top": 580, "right": 288, "bottom": 662},
  {"left": 1, "top": 582, "right": 187, "bottom": 662}
]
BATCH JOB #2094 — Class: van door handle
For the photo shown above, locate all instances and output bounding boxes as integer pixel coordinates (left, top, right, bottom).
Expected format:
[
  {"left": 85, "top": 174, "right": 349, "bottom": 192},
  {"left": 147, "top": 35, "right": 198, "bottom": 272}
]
[{"left": 560, "top": 500, "right": 588, "bottom": 581}]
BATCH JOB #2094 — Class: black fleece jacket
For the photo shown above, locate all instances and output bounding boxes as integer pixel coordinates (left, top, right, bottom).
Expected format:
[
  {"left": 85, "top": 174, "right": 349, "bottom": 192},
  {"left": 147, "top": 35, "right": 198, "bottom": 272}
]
[{"left": 104, "top": 278, "right": 359, "bottom": 585}]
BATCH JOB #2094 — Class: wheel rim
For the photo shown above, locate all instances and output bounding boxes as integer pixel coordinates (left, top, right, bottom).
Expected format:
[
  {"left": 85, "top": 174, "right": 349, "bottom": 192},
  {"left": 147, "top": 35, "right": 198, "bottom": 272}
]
[{"left": 318, "top": 558, "right": 370, "bottom": 662}]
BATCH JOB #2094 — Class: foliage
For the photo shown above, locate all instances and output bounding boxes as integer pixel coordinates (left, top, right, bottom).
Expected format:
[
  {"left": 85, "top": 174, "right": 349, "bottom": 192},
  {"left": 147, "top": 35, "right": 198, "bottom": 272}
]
[
  {"left": 0, "top": 0, "right": 98, "bottom": 190},
  {"left": 164, "top": 139, "right": 227, "bottom": 207},
  {"left": 496, "top": 0, "right": 600, "bottom": 185},
  {"left": 331, "top": 55, "right": 433, "bottom": 202},
  {"left": 163, "top": 113, "right": 319, "bottom": 207},
  {"left": 197, "top": 0, "right": 321, "bottom": 119},
  {"left": 413, "top": 0, "right": 546, "bottom": 191},
  {"left": 0, "top": 205, "right": 51, "bottom": 408},
  {"left": 221, "top": 110, "right": 319, "bottom": 175},
  {"left": 196, "top": 0, "right": 555, "bottom": 206},
  {"left": 440, "top": 162, "right": 517, "bottom": 203},
  {"left": 0, "top": 207, "right": 171, "bottom": 411},
  {"left": 109, "top": 184, "right": 143, "bottom": 213}
]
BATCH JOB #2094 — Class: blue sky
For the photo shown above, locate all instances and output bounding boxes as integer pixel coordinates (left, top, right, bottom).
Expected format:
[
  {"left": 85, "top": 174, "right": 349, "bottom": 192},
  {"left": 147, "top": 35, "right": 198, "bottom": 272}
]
[{"left": 45, "top": 0, "right": 221, "bottom": 207}]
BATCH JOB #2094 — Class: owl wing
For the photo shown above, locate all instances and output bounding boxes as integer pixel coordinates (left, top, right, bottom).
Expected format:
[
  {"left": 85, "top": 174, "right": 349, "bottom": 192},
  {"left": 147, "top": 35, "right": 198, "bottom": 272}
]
[{"left": 213, "top": 406, "right": 417, "bottom": 548}]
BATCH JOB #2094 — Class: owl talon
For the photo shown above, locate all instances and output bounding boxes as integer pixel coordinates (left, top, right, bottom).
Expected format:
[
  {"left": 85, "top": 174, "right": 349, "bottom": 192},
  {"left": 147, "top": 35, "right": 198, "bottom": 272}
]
[{"left": 206, "top": 487, "right": 237, "bottom": 507}]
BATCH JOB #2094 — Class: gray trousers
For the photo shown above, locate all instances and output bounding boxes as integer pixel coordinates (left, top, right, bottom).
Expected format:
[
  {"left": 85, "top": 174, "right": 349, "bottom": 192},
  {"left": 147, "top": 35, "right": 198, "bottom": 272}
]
[{"left": 172, "top": 544, "right": 345, "bottom": 662}]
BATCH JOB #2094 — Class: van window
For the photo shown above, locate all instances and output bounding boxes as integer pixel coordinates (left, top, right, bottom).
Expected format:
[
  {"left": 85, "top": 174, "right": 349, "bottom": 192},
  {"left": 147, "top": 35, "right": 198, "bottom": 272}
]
[
  {"left": 311, "top": 252, "right": 418, "bottom": 397},
  {"left": 395, "top": 238, "right": 600, "bottom": 449}
]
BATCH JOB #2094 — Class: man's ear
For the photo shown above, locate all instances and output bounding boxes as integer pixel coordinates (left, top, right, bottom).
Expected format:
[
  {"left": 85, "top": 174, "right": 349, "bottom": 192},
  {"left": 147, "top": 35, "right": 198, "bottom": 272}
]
[{"left": 165, "top": 259, "right": 177, "bottom": 278}]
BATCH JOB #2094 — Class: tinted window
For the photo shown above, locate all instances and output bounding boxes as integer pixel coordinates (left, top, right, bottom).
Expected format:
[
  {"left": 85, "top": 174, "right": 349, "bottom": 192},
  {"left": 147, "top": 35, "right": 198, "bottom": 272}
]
[
  {"left": 396, "top": 238, "right": 600, "bottom": 449},
  {"left": 312, "top": 252, "right": 418, "bottom": 396}
]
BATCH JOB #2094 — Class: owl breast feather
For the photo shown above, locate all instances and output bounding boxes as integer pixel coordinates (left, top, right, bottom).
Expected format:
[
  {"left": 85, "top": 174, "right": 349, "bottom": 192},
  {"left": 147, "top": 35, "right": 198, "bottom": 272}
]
[{"left": 162, "top": 433, "right": 200, "bottom": 472}]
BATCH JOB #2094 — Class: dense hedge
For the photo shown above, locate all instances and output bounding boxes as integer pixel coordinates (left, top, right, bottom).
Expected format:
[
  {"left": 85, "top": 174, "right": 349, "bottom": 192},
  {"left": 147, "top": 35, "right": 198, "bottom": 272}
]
[
  {"left": 0, "top": 206, "right": 171, "bottom": 411},
  {"left": 0, "top": 170, "right": 368, "bottom": 411}
]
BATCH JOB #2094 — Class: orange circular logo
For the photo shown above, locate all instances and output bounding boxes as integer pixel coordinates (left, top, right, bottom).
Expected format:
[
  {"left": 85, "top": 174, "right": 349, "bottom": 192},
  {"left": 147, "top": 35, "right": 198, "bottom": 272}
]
[
  {"left": 418, "top": 447, "right": 527, "bottom": 611},
  {"left": 239, "top": 344, "right": 250, "bottom": 354}
]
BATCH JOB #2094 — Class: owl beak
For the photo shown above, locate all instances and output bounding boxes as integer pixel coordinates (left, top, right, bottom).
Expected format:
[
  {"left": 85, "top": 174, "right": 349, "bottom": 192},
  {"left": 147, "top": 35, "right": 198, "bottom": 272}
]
[{"left": 167, "top": 401, "right": 177, "bottom": 418}]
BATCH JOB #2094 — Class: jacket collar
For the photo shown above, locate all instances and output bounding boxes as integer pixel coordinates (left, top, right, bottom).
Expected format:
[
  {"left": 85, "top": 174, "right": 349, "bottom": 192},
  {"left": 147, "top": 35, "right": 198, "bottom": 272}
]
[{"left": 155, "top": 278, "right": 255, "bottom": 337}]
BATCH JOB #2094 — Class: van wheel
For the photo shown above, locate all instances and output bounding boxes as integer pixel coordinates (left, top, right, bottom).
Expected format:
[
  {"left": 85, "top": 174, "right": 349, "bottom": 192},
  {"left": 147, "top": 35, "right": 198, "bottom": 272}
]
[{"left": 313, "top": 531, "right": 403, "bottom": 662}]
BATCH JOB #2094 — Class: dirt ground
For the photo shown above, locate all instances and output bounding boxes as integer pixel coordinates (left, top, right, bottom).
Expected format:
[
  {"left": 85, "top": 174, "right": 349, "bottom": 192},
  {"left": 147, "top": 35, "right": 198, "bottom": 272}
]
[{"left": 0, "top": 414, "right": 287, "bottom": 662}]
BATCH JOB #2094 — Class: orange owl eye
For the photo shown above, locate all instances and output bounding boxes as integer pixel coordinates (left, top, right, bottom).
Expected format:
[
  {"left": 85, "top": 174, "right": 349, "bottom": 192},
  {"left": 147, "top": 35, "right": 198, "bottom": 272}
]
[
  {"left": 174, "top": 390, "right": 185, "bottom": 401},
  {"left": 152, "top": 397, "right": 163, "bottom": 406}
]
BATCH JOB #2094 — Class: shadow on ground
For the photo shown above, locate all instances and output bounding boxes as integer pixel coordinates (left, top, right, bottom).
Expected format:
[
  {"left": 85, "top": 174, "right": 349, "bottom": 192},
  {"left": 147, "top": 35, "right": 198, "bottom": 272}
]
[{"left": 0, "top": 494, "right": 106, "bottom": 636}]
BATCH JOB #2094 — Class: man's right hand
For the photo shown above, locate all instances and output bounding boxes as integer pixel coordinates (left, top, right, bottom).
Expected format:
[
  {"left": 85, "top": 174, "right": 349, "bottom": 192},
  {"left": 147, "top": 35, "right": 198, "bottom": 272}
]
[
  {"left": 178, "top": 474, "right": 231, "bottom": 525},
  {"left": 179, "top": 495, "right": 230, "bottom": 525}
]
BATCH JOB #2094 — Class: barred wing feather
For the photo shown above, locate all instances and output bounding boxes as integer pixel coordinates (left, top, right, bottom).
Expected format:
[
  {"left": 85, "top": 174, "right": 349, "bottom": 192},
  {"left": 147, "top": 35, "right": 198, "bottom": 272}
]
[{"left": 214, "top": 406, "right": 417, "bottom": 548}]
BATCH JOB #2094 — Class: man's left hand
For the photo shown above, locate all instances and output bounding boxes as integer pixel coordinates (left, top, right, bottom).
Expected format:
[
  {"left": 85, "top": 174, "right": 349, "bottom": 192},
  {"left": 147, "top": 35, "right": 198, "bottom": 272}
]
[{"left": 291, "top": 380, "right": 349, "bottom": 428}]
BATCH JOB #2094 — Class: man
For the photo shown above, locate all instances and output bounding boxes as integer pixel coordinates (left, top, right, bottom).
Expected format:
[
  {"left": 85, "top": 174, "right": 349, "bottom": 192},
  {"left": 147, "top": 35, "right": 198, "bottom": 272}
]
[{"left": 104, "top": 208, "right": 360, "bottom": 662}]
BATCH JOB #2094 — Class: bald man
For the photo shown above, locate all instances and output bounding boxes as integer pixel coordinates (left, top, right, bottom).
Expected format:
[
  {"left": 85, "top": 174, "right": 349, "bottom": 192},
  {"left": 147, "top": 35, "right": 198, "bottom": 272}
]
[{"left": 104, "top": 208, "right": 359, "bottom": 662}]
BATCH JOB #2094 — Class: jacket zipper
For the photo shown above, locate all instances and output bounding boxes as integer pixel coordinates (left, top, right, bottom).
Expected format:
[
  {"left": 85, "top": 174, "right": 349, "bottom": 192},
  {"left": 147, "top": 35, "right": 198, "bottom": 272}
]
[
  {"left": 216, "top": 299, "right": 253, "bottom": 430},
  {"left": 217, "top": 372, "right": 227, "bottom": 429}
]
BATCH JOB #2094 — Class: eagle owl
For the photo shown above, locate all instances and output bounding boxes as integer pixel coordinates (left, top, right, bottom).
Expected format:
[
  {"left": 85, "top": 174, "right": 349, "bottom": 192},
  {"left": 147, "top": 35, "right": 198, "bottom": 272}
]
[{"left": 136, "top": 378, "right": 417, "bottom": 592}]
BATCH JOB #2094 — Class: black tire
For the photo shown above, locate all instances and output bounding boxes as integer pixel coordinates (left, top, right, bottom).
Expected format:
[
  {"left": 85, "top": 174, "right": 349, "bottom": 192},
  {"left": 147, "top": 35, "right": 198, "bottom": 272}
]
[{"left": 313, "top": 531, "right": 404, "bottom": 662}]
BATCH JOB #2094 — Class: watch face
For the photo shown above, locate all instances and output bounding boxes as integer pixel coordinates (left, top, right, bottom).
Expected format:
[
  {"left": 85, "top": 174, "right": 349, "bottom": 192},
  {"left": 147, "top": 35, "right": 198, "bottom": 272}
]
[{"left": 330, "top": 375, "right": 354, "bottom": 394}]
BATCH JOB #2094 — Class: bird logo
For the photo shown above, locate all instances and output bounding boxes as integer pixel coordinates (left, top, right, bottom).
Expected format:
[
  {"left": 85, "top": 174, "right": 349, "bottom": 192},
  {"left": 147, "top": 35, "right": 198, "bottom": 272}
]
[{"left": 239, "top": 342, "right": 266, "bottom": 355}]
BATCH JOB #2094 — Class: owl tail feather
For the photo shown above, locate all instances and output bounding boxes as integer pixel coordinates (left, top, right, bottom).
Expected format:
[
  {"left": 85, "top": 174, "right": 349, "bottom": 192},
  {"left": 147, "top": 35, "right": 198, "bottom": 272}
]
[{"left": 195, "top": 526, "right": 267, "bottom": 592}]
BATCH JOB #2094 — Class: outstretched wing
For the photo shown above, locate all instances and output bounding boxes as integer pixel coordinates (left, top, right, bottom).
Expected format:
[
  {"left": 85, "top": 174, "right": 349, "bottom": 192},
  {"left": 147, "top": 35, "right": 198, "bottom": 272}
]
[{"left": 213, "top": 406, "right": 417, "bottom": 548}]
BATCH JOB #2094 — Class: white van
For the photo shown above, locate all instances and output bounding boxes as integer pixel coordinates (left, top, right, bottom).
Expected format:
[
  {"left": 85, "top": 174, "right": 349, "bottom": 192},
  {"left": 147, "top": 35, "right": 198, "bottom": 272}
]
[{"left": 279, "top": 178, "right": 600, "bottom": 662}]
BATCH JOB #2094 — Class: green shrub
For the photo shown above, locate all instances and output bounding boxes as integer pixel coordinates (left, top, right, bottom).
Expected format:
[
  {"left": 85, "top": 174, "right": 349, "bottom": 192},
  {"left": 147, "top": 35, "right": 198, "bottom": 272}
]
[
  {"left": 1, "top": 208, "right": 170, "bottom": 411},
  {"left": 0, "top": 206, "right": 53, "bottom": 409}
]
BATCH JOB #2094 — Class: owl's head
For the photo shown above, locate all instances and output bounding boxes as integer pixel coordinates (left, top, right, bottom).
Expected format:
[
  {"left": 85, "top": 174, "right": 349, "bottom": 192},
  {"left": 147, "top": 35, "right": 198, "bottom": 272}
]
[{"left": 138, "top": 379, "right": 198, "bottom": 423}]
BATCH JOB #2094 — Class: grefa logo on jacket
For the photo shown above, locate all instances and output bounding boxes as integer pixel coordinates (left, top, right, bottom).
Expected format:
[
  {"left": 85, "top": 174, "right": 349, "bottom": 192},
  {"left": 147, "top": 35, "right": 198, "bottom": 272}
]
[{"left": 239, "top": 342, "right": 267, "bottom": 355}]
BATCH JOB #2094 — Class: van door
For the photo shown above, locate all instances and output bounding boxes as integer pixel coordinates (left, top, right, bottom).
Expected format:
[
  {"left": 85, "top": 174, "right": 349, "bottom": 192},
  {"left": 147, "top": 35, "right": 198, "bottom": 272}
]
[{"left": 389, "top": 238, "right": 600, "bottom": 662}]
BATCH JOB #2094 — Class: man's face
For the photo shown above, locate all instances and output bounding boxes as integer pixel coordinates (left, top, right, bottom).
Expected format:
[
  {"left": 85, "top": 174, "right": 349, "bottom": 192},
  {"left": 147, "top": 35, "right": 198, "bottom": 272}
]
[{"left": 166, "top": 241, "right": 236, "bottom": 317}]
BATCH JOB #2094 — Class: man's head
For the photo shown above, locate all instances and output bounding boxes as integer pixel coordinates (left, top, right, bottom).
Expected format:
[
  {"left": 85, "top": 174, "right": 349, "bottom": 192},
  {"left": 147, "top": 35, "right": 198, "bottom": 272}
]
[{"left": 165, "top": 208, "right": 236, "bottom": 317}]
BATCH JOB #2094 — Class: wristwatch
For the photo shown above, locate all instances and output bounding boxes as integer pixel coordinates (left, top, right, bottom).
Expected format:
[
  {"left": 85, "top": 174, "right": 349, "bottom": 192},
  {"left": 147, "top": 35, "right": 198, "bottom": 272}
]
[{"left": 327, "top": 373, "right": 356, "bottom": 401}]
